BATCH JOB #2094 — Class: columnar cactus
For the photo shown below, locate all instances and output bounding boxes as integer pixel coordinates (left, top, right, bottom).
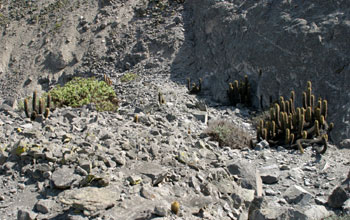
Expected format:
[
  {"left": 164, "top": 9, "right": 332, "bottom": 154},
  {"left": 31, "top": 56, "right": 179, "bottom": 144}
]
[{"left": 255, "top": 81, "right": 333, "bottom": 154}]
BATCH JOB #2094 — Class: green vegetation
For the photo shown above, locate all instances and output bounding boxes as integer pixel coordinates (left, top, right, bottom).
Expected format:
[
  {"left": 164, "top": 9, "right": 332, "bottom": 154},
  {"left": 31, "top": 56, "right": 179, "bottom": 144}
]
[
  {"left": 48, "top": 77, "right": 119, "bottom": 112},
  {"left": 205, "top": 120, "right": 252, "bottom": 149},
  {"left": 120, "top": 73, "right": 138, "bottom": 83},
  {"left": 324, "top": 215, "right": 350, "bottom": 220}
]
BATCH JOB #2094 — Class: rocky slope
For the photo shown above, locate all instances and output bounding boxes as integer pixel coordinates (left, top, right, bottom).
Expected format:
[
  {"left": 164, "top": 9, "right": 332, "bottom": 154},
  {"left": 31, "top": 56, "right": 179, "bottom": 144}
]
[{"left": 0, "top": 0, "right": 350, "bottom": 219}]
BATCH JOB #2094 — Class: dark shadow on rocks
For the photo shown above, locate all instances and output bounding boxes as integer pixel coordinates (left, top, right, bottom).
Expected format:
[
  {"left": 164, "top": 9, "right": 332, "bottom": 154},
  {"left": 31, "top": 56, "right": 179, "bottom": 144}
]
[{"left": 169, "top": 0, "right": 350, "bottom": 144}]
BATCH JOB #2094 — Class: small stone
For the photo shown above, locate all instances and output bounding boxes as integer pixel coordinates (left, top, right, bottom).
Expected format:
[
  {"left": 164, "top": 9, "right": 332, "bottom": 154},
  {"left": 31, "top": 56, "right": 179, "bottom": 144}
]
[
  {"left": 193, "top": 111, "right": 208, "bottom": 124},
  {"left": 284, "top": 185, "right": 313, "bottom": 205},
  {"left": 35, "top": 199, "right": 56, "bottom": 214},
  {"left": 52, "top": 166, "right": 79, "bottom": 189},
  {"left": 343, "top": 198, "right": 350, "bottom": 212},
  {"left": 113, "top": 154, "right": 126, "bottom": 166},
  {"left": 79, "top": 160, "right": 92, "bottom": 173},
  {"left": 340, "top": 139, "right": 350, "bottom": 149},
  {"left": 255, "top": 140, "right": 269, "bottom": 150},
  {"left": 140, "top": 186, "right": 156, "bottom": 199},
  {"left": 260, "top": 173, "right": 279, "bottom": 184},
  {"left": 328, "top": 186, "right": 348, "bottom": 208},
  {"left": 17, "top": 209, "right": 37, "bottom": 220},
  {"left": 18, "top": 183, "right": 25, "bottom": 190},
  {"left": 127, "top": 175, "right": 142, "bottom": 185},
  {"left": 265, "top": 188, "right": 277, "bottom": 196},
  {"left": 154, "top": 205, "right": 168, "bottom": 217},
  {"left": 166, "top": 113, "right": 176, "bottom": 122}
]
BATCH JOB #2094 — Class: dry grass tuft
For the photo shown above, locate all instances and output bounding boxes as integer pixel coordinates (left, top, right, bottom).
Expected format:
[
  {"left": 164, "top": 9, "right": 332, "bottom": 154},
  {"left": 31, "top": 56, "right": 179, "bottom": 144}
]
[{"left": 205, "top": 120, "right": 252, "bottom": 149}]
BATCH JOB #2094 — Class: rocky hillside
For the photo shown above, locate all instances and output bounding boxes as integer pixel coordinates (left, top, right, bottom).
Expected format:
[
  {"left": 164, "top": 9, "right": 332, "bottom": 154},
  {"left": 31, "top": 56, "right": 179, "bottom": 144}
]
[{"left": 0, "top": 0, "right": 350, "bottom": 219}]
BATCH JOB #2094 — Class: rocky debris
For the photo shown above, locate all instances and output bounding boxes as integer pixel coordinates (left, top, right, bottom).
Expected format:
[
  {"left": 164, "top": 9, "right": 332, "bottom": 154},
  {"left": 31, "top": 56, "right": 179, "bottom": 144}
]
[{"left": 0, "top": 0, "right": 348, "bottom": 219}]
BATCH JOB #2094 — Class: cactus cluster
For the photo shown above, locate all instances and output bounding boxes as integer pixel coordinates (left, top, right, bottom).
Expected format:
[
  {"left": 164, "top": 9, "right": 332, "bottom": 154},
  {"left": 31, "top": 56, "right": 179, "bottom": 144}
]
[
  {"left": 187, "top": 78, "right": 202, "bottom": 94},
  {"left": 104, "top": 74, "right": 112, "bottom": 86},
  {"left": 24, "top": 91, "right": 51, "bottom": 121},
  {"left": 256, "top": 81, "right": 334, "bottom": 154},
  {"left": 227, "top": 75, "right": 252, "bottom": 107}
]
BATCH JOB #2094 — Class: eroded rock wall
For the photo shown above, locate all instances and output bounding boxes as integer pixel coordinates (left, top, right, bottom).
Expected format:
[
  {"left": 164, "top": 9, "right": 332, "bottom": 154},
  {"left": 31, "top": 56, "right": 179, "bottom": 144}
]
[{"left": 187, "top": 0, "right": 350, "bottom": 144}]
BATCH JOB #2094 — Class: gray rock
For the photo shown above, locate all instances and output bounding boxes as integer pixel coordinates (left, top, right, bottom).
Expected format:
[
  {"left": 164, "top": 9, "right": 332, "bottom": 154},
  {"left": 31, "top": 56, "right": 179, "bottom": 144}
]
[
  {"left": 340, "top": 139, "right": 350, "bottom": 149},
  {"left": 35, "top": 199, "right": 56, "bottom": 214},
  {"left": 227, "top": 160, "right": 256, "bottom": 190},
  {"left": 51, "top": 166, "right": 79, "bottom": 189},
  {"left": 17, "top": 209, "right": 37, "bottom": 220},
  {"left": 140, "top": 186, "right": 156, "bottom": 200},
  {"left": 59, "top": 187, "right": 119, "bottom": 213},
  {"left": 284, "top": 185, "right": 313, "bottom": 205},
  {"left": 343, "top": 198, "right": 350, "bottom": 212},
  {"left": 79, "top": 160, "right": 92, "bottom": 173},
  {"left": 260, "top": 172, "right": 279, "bottom": 184},
  {"left": 193, "top": 111, "right": 208, "bottom": 124},
  {"left": 255, "top": 140, "right": 269, "bottom": 150},
  {"left": 154, "top": 205, "right": 168, "bottom": 217},
  {"left": 166, "top": 113, "right": 176, "bottom": 122},
  {"left": 287, "top": 205, "right": 330, "bottom": 220},
  {"left": 328, "top": 186, "right": 349, "bottom": 208}
]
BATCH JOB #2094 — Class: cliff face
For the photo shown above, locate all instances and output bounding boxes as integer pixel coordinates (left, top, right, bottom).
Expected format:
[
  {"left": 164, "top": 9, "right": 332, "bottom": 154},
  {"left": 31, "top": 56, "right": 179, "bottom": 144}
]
[{"left": 186, "top": 0, "right": 350, "bottom": 144}]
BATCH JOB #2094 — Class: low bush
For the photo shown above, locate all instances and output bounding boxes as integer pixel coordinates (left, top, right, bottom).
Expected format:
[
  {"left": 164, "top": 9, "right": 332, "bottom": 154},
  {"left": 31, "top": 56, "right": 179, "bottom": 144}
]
[
  {"left": 205, "top": 120, "right": 252, "bottom": 149},
  {"left": 48, "top": 77, "right": 119, "bottom": 112}
]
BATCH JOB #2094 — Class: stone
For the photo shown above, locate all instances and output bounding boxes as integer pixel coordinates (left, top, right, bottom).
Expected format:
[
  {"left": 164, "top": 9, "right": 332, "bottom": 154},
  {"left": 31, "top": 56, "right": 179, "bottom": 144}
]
[
  {"left": 260, "top": 172, "right": 279, "bottom": 184},
  {"left": 287, "top": 205, "right": 330, "bottom": 220},
  {"left": 35, "top": 199, "right": 56, "bottom": 214},
  {"left": 343, "top": 198, "right": 350, "bottom": 212},
  {"left": 52, "top": 166, "right": 79, "bottom": 189},
  {"left": 154, "top": 205, "right": 168, "bottom": 217},
  {"left": 17, "top": 209, "right": 37, "bottom": 220},
  {"left": 340, "top": 139, "right": 350, "bottom": 149},
  {"left": 255, "top": 140, "right": 269, "bottom": 150},
  {"left": 193, "top": 111, "right": 208, "bottom": 124},
  {"left": 79, "top": 160, "right": 92, "bottom": 173},
  {"left": 59, "top": 187, "right": 119, "bottom": 213},
  {"left": 328, "top": 186, "right": 349, "bottom": 208},
  {"left": 284, "top": 185, "right": 313, "bottom": 205},
  {"left": 227, "top": 160, "right": 256, "bottom": 190},
  {"left": 140, "top": 186, "right": 156, "bottom": 200},
  {"left": 166, "top": 113, "right": 176, "bottom": 122}
]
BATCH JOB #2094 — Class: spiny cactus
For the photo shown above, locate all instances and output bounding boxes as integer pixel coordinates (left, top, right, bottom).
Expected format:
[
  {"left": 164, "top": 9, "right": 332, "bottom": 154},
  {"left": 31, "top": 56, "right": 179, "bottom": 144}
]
[
  {"left": 23, "top": 91, "right": 52, "bottom": 121},
  {"left": 134, "top": 114, "right": 139, "bottom": 123},
  {"left": 187, "top": 78, "right": 202, "bottom": 94},
  {"left": 104, "top": 74, "right": 112, "bottom": 86},
  {"left": 32, "top": 90, "right": 37, "bottom": 113},
  {"left": 24, "top": 98, "right": 30, "bottom": 118},
  {"left": 158, "top": 92, "right": 165, "bottom": 105},
  {"left": 227, "top": 75, "right": 251, "bottom": 107},
  {"left": 255, "top": 81, "right": 334, "bottom": 154}
]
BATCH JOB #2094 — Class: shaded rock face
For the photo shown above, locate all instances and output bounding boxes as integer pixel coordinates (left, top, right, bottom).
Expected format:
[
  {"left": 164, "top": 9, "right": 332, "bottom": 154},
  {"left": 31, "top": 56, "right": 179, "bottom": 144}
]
[{"left": 186, "top": 0, "right": 350, "bottom": 144}]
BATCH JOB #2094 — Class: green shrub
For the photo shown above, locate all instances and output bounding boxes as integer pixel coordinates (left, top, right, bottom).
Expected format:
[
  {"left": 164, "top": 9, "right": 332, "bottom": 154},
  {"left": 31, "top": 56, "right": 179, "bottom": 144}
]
[
  {"left": 205, "top": 120, "right": 252, "bottom": 149},
  {"left": 48, "top": 77, "right": 119, "bottom": 112},
  {"left": 120, "top": 73, "right": 138, "bottom": 82},
  {"left": 324, "top": 215, "right": 350, "bottom": 220}
]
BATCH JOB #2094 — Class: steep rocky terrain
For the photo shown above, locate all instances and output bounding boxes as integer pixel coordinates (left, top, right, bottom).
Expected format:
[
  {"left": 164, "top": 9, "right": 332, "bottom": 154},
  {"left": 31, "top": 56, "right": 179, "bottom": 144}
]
[{"left": 0, "top": 0, "right": 350, "bottom": 219}]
